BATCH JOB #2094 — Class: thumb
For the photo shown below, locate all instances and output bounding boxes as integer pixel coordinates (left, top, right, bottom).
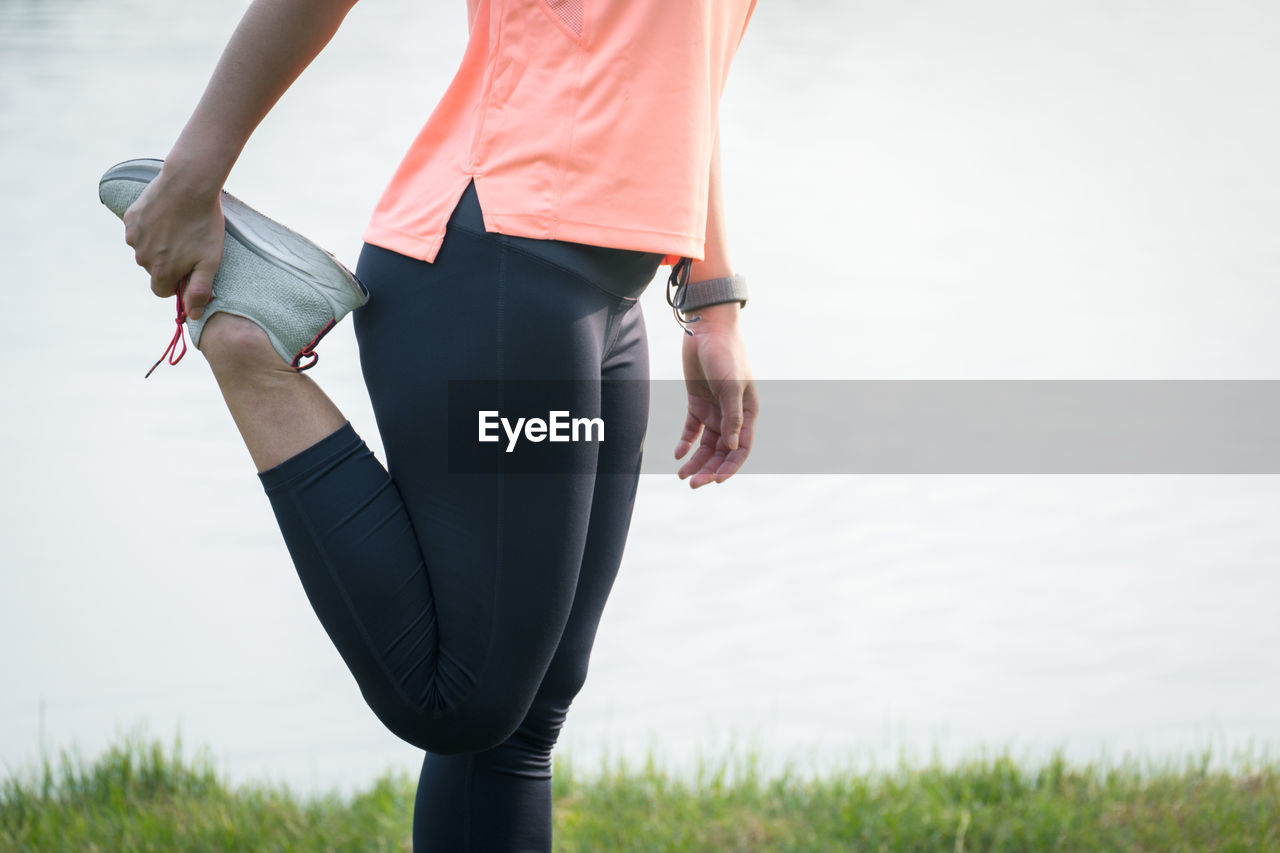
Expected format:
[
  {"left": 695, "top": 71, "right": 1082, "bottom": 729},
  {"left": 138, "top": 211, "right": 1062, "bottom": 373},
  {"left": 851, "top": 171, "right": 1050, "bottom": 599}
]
[
  {"left": 183, "top": 264, "right": 217, "bottom": 321},
  {"left": 718, "top": 379, "right": 745, "bottom": 451}
]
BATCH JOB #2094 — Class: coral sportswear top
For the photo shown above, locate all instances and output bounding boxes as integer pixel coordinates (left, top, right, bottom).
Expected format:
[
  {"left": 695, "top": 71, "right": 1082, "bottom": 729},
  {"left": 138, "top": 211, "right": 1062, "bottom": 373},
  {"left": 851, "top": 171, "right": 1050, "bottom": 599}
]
[{"left": 363, "top": 0, "right": 757, "bottom": 266}]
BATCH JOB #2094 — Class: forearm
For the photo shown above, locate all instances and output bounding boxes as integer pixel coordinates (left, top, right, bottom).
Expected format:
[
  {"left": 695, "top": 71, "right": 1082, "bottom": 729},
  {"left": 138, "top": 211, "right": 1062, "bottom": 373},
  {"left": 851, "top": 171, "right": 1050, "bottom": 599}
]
[
  {"left": 685, "top": 125, "right": 741, "bottom": 327},
  {"left": 164, "top": 0, "right": 359, "bottom": 193},
  {"left": 690, "top": 124, "right": 733, "bottom": 282}
]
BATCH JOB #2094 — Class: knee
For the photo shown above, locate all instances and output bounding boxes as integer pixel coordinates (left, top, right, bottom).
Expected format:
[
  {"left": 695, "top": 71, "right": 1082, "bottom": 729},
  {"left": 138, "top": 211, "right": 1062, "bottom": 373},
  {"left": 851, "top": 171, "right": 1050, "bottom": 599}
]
[
  {"left": 374, "top": 690, "right": 576, "bottom": 759},
  {"left": 504, "top": 697, "right": 571, "bottom": 762},
  {"left": 374, "top": 693, "right": 531, "bottom": 756},
  {"left": 360, "top": 655, "right": 581, "bottom": 757}
]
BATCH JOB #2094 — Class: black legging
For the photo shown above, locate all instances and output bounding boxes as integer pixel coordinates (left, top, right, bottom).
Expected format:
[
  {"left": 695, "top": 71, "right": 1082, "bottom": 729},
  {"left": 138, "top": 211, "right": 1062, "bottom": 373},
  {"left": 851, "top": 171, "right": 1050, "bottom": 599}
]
[{"left": 257, "top": 182, "right": 662, "bottom": 851}]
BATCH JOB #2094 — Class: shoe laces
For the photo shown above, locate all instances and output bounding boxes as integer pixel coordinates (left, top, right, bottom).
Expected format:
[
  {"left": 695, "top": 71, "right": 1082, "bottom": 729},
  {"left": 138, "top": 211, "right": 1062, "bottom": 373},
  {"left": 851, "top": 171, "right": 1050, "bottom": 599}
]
[
  {"left": 290, "top": 317, "right": 334, "bottom": 372},
  {"left": 294, "top": 348, "right": 319, "bottom": 371},
  {"left": 143, "top": 279, "right": 327, "bottom": 376},
  {"left": 145, "top": 277, "right": 189, "bottom": 378}
]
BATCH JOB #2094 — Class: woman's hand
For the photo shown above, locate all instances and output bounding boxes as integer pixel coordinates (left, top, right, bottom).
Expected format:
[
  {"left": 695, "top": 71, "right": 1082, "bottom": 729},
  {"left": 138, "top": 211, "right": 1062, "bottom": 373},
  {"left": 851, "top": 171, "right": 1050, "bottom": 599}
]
[
  {"left": 122, "top": 163, "right": 225, "bottom": 320},
  {"left": 120, "top": 0, "right": 363, "bottom": 319},
  {"left": 675, "top": 303, "right": 759, "bottom": 487}
]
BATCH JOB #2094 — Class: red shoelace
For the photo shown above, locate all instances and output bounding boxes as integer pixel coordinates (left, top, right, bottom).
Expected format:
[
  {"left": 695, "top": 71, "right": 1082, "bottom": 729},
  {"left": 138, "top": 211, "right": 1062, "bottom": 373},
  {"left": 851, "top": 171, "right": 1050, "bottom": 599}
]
[
  {"left": 145, "top": 277, "right": 189, "bottom": 378},
  {"left": 144, "top": 278, "right": 328, "bottom": 376}
]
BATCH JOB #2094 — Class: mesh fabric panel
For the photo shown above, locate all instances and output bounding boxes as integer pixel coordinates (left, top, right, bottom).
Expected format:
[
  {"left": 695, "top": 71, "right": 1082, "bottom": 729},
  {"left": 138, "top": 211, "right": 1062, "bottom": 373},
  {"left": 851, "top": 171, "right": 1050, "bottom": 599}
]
[{"left": 544, "top": 0, "right": 583, "bottom": 36}]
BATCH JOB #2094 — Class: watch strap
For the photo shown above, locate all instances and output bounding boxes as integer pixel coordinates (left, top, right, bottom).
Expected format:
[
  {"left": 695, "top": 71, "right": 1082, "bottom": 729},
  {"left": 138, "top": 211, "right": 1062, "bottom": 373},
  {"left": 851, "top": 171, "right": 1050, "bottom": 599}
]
[{"left": 675, "top": 274, "right": 748, "bottom": 313}]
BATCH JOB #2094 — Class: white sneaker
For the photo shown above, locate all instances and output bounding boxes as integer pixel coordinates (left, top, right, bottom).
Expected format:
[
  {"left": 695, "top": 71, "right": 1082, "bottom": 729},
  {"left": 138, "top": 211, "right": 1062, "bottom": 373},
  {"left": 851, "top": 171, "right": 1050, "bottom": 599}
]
[{"left": 99, "top": 158, "right": 370, "bottom": 376}]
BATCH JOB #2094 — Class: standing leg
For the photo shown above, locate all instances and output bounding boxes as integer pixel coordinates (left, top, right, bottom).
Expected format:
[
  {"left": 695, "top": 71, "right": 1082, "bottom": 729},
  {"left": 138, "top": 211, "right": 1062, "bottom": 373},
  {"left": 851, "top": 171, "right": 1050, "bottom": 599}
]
[{"left": 410, "top": 288, "right": 651, "bottom": 851}]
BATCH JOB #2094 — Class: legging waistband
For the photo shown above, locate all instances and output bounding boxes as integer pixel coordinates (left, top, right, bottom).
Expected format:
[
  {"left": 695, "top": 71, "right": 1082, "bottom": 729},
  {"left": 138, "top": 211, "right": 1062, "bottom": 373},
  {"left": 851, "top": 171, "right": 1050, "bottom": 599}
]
[{"left": 449, "top": 179, "right": 664, "bottom": 301}]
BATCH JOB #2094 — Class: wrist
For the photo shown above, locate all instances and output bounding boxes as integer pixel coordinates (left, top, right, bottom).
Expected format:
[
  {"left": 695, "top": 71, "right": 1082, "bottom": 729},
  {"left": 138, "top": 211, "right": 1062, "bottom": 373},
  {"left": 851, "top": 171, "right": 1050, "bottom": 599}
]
[
  {"left": 689, "top": 259, "right": 732, "bottom": 282},
  {"left": 162, "top": 137, "right": 237, "bottom": 199},
  {"left": 685, "top": 301, "right": 741, "bottom": 330},
  {"left": 674, "top": 271, "right": 748, "bottom": 314},
  {"left": 666, "top": 258, "right": 747, "bottom": 336}
]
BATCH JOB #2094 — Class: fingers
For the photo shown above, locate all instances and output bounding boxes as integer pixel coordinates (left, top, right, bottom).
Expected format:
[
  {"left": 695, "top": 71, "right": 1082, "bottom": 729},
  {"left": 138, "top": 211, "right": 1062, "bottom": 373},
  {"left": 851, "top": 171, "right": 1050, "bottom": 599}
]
[
  {"left": 141, "top": 249, "right": 219, "bottom": 304},
  {"left": 681, "top": 383, "right": 758, "bottom": 487},
  {"left": 717, "top": 378, "right": 747, "bottom": 451},
  {"left": 148, "top": 267, "right": 178, "bottom": 298},
  {"left": 711, "top": 412, "right": 756, "bottom": 484},
  {"left": 682, "top": 432, "right": 726, "bottom": 488},
  {"left": 122, "top": 179, "right": 225, "bottom": 305},
  {"left": 677, "top": 427, "right": 722, "bottom": 482},
  {"left": 712, "top": 383, "right": 758, "bottom": 482},
  {"left": 183, "top": 264, "right": 217, "bottom": 320},
  {"left": 125, "top": 215, "right": 174, "bottom": 298},
  {"left": 674, "top": 410, "right": 703, "bottom": 459}
]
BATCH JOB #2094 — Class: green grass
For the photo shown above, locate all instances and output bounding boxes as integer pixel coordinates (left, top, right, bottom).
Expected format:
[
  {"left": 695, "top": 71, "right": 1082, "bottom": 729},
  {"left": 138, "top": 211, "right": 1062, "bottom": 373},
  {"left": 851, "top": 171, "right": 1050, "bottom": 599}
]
[{"left": 3, "top": 734, "right": 1279, "bottom": 851}]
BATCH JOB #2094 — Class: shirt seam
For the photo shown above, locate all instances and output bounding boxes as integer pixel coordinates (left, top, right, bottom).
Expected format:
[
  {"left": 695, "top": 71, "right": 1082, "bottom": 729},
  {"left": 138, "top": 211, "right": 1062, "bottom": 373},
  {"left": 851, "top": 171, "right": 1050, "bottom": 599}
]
[
  {"left": 369, "top": 215, "right": 698, "bottom": 246},
  {"left": 551, "top": 45, "right": 588, "bottom": 238}
]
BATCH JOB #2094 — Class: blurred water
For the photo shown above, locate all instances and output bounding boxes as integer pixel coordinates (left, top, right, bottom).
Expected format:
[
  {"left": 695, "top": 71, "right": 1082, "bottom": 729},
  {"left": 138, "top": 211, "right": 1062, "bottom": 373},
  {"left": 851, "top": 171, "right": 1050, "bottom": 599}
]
[{"left": 2, "top": 0, "right": 1280, "bottom": 795}]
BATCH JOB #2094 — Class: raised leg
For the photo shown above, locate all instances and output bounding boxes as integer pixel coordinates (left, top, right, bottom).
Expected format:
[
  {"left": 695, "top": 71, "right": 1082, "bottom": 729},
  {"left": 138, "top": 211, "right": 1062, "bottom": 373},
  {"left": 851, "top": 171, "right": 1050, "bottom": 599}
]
[{"left": 199, "top": 312, "right": 346, "bottom": 472}]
